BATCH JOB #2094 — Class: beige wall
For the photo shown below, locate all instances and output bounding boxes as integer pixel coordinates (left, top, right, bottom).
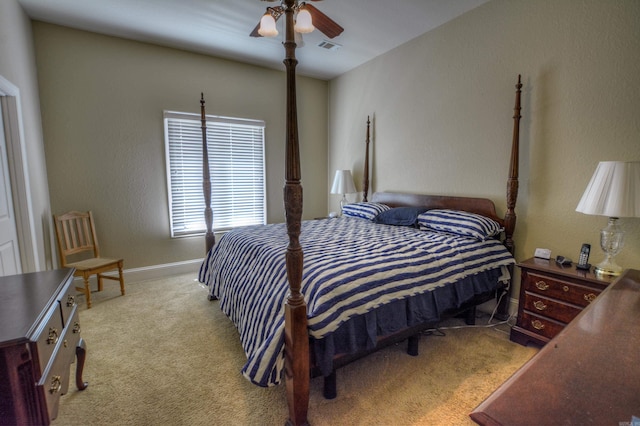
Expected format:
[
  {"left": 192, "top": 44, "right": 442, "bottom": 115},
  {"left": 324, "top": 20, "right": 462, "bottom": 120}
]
[
  {"left": 33, "top": 23, "right": 328, "bottom": 270},
  {"left": 0, "top": 0, "right": 54, "bottom": 272},
  {"left": 328, "top": 0, "right": 640, "bottom": 299}
]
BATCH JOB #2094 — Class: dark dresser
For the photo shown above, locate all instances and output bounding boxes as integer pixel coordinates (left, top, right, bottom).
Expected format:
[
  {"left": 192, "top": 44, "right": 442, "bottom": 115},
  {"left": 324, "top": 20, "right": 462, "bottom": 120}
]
[{"left": 0, "top": 269, "right": 88, "bottom": 425}]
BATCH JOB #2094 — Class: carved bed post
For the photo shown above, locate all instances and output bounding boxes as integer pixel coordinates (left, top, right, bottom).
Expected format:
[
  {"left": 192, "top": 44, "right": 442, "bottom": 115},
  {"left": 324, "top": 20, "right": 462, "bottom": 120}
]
[
  {"left": 504, "top": 75, "right": 521, "bottom": 255},
  {"left": 497, "top": 75, "right": 522, "bottom": 319},
  {"left": 362, "top": 116, "right": 371, "bottom": 202},
  {"left": 281, "top": 1, "right": 310, "bottom": 425},
  {"left": 201, "top": 94, "right": 215, "bottom": 254}
]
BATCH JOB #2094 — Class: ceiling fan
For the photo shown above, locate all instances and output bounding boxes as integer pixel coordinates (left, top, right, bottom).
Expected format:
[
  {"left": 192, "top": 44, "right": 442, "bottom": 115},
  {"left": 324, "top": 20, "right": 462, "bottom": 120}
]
[{"left": 250, "top": 0, "right": 344, "bottom": 40}]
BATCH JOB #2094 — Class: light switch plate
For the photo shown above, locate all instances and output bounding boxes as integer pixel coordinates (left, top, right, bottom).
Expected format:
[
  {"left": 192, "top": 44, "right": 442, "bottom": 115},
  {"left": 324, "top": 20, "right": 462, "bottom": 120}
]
[{"left": 534, "top": 248, "right": 551, "bottom": 260}]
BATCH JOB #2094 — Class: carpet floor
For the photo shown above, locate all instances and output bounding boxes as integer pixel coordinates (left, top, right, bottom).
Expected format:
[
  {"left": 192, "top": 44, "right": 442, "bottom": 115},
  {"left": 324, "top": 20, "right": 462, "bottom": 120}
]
[{"left": 52, "top": 273, "right": 537, "bottom": 426}]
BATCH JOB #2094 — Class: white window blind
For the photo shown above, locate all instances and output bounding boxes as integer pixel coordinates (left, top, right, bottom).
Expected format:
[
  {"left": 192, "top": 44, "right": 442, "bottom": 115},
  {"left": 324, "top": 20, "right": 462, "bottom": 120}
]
[{"left": 164, "top": 111, "right": 266, "bottom": 237}]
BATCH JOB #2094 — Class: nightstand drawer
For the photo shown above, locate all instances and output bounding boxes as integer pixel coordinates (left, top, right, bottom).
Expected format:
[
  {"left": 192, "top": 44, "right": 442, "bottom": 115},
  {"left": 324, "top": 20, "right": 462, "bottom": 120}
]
[
  {"left": 522, "top": 292, "right": 582, "bottom": 324},
  {"left": 523, "top": 272, "right": 602, "bottom": 307},
  {"left": 518, "top": 311, "right": 564, "bottom": 340}
]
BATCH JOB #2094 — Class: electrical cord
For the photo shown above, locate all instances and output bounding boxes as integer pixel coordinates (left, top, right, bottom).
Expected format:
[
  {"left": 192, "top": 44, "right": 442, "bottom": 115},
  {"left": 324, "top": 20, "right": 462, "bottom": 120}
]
[{"left": 422, "top": 288, "right": 517, "bottom": 337}]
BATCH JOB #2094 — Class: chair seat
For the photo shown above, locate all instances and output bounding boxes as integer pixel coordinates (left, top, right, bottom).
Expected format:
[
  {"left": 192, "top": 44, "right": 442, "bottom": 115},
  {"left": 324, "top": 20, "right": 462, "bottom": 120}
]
[{"left": 67, "top": 257, "right": 123, "bottom": 272}]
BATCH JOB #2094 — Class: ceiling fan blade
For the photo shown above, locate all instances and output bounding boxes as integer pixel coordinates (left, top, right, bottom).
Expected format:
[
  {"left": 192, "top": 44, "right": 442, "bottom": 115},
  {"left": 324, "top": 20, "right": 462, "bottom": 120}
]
[
  {"left": 305, "top": 3, "right": 344, "bottom": 39},
  {"left": 250, "top": 22, "right": 263, "bottom": 37},
  {"left": 250, "top": 9, "right": 283, "bottom": 38}
]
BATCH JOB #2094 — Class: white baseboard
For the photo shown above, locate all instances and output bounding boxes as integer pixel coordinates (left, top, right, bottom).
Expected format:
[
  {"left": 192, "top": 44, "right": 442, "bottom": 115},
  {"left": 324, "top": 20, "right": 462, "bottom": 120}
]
[{"left": 72, "top": 258, "right": 204, "bottom": 285}]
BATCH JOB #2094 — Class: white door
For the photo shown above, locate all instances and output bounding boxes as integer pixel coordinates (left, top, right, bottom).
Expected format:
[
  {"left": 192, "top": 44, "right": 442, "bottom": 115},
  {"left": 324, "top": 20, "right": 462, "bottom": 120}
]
[{"left": 0, "top": 104, "right": 21, "bottom": 275}]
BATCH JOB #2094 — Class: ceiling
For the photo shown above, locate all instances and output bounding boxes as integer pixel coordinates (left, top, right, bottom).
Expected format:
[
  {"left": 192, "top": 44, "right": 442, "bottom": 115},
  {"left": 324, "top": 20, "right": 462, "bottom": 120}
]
[{"left": 18, "top": 0, "right": 490, "bottom": 81}]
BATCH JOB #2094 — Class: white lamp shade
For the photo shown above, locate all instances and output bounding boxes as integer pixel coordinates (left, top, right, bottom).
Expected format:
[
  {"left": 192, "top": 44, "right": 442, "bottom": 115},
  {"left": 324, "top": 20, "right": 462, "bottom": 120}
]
[
  {"left": 258, "top": 13, "right": 278, "bottom": 37},
  {"left": 294, "top": 8, "right": 314, "bottom": 34},
  {"left": 576, "top": 161, "right": 640, "bottom": 217},
  {"left": 330, "top": 170, "right": 357, "bottom": 195}
]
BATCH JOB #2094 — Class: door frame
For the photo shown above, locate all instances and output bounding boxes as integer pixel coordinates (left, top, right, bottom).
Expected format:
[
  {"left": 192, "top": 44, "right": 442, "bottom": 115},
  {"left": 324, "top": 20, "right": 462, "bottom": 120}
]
[{"left": 0, "top": 74, "right": 39, "bottom": 272}]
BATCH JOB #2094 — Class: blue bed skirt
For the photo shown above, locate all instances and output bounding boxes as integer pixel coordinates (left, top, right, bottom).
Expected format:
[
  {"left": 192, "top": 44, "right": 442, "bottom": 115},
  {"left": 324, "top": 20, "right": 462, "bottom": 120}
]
[{"left": 312, "top": 267, "right": 503, "bottom": 376}]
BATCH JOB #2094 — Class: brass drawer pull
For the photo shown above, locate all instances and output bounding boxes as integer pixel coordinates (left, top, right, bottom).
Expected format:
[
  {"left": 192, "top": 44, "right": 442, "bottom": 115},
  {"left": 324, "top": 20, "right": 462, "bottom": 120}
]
[
  {"left": 49, "top": 375, "right": 62, "bottom": 394},
  {"left": 531, "top": 320, "right": 545, "bottom": 330},
  {"left": 584, "top": 293, "right": 597, "bottom": 303},
  {"left": 535, "top": 281, "right": 549, "bottom": 291},
  {"left": 47, "top": 328, "right": 59, "bottom": 345},
  {"left": 563, "top": 285, "right": 569, "bottom": 292},
  {"left": 533, "top": 300, "right": 547, "bottom": 311},
  {"left": 73, "top": 322, "right": 81, "bottom": 334},
  {"left": 67, "top": 295, "right": 76, "bottom": 307}
]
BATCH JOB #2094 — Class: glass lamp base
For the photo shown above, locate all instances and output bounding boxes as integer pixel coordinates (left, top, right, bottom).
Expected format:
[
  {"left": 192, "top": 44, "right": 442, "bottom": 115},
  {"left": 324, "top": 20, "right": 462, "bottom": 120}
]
[
  {"left": 595, "top": 217, "right": 625, "bottom": 277},
  {"left": 594, "top": 259, "right": 623, "bottom": 277},
  {"left": 339, "top": 195, "right": 347, "bottom": 215}
]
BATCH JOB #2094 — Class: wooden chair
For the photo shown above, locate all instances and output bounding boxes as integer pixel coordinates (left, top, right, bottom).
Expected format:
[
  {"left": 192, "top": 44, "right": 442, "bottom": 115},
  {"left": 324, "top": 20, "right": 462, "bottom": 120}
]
[{"left": 53, "top": 210, "right": 125, "bottom": 309}]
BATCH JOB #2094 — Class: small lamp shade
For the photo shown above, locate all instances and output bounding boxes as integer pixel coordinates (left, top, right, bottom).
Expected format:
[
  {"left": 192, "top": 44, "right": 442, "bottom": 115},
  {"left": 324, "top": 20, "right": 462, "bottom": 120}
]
[
  {"left": 576, "top": 161, "right": 640, "bottom": 218},
  {"left": 331, "top": 170, "right": 357, "bottom": 213},
  {"left": 331, "top": 170, "right": 357, "bottom": 196}
]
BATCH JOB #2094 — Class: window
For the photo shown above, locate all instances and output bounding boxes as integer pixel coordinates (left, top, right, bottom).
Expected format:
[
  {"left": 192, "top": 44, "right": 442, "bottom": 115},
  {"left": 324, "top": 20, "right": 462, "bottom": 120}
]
[{"left": 164, "top": 111, "right": 266, "bottom": 237}]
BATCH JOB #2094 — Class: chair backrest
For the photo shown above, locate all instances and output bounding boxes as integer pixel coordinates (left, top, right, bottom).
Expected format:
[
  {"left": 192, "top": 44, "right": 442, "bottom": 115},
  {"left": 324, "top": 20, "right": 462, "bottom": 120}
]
[{"left": 53, "top": 211, "right": 101, "bottom": 267}]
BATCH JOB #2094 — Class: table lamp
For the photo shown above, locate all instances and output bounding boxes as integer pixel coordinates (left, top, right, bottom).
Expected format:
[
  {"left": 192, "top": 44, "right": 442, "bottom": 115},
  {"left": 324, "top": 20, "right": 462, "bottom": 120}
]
[
  {"left": 575, "top": 161, "right": 640, "bottom": 276},
  {"left": 330, "top": 170, "right": 357, "bottom": 214}
]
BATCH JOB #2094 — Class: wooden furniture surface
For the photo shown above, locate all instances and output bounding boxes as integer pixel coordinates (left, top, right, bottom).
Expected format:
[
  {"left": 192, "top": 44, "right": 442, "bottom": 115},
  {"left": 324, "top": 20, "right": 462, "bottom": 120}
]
[
  {"left": 471, "top": 268, "right": 640, "bottom": 425},
  {"left": 0, "top": 269, "right": 88, "bottom": 425},
  {"left": 510, "top": 257, "right": 615, "bottom": 346},
  {"left": 53, "top": 210, "right": 125, "bottom": 309}
]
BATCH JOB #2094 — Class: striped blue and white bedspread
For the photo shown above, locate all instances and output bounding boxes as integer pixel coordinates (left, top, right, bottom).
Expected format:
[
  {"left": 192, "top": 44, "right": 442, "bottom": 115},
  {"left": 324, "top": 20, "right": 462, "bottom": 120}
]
[{"left": 198, "top": 217, "right": 514, "bottom": 387}]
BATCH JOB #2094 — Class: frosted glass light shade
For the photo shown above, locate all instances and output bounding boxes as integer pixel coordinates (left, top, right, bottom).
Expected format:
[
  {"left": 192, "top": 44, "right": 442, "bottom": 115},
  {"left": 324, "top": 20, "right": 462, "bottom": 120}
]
[
  {"left": 576, "top": 161, "right": 640, "bottom": 218},
  {"left": 294, "top": 8, "right": 314, "bottom": 33},
  {"left": 258, "top": 13, "right": 278, "bottom": 37}
]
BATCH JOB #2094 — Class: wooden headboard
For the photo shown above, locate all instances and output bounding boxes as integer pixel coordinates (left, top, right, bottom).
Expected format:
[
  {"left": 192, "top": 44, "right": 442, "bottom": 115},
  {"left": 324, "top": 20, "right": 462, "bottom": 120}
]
[{"left": 371, "top": 192, "right": 503, "bottom": 225}]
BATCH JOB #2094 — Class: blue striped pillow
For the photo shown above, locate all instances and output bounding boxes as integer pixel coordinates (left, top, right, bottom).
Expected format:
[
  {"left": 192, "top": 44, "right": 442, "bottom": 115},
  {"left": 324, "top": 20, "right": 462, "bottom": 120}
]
[
  {"left": 417, "top": 209, "right": 503, "bottom": 240},
  {"left": 342, "top": 202, "right": 391, "bottom": 221}
]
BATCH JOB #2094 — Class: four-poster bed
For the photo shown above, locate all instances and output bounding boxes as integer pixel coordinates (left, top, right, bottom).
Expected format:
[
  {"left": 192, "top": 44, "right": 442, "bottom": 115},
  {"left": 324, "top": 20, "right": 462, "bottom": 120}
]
[
  {"left": 198, "top": 73, "right": 522, "bottom": 426},
  {"left": 197, "top": 3, "right": 522, "bottom": 424}
]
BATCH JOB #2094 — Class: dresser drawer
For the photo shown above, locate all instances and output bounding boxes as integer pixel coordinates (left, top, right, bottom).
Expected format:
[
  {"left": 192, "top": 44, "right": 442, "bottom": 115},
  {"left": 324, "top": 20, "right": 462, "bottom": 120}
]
[
  {"left": 523, "top": 272, "right": 602, "bottom": 307},
  {"left": 33, "top": 305, "right": 64, "bottom": 380},
  {"left": 518, "top": 311, "right": 565, "bottom": 341},
  {"left": 62, "top": 308, "right": 82, "bottom": 365},
  {"left": 37, "top": 307, "right": 81, "bottom": 421},
  {"left": 58, "top": 277, "right": 78, "bottom": 326},
  {"left": 522, "top": 292, "right": 582, "bottom": 324},
  {"left": 37, "top": 341, "right": 68, "bottom": 421}
]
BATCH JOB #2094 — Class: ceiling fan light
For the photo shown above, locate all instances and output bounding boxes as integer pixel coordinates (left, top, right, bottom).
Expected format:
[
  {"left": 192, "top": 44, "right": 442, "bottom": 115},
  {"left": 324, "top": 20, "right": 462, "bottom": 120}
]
[
  {"left": 258, "top": 12, "right": 278, "bottom": 37},
  {"left": 294, "top": 8, "right": 314, "bottom": 34}
]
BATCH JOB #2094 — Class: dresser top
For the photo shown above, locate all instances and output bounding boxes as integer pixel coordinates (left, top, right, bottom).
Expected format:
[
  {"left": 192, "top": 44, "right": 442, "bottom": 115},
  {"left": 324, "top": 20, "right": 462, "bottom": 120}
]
[{"left": 0, "top": 269, "right": 74, "bottom": 346}]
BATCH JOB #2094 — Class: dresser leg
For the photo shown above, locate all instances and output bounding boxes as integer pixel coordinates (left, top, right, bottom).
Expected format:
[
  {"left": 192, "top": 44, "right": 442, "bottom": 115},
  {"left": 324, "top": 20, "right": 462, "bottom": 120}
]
[{"left": 76, "top": 338, "right": 89, "bottom": 390}]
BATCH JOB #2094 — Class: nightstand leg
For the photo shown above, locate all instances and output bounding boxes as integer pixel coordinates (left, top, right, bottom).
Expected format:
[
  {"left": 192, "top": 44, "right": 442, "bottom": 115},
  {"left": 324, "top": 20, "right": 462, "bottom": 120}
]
[{"left": 76, "top": 338, "right": 89, "bottom": 390}]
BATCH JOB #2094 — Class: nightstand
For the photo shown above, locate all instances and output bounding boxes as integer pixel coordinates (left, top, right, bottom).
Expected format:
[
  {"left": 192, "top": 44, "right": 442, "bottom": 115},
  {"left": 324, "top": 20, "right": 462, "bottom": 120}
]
[{"left": 510, "top": 257, "right": 615, "bottom": 346}]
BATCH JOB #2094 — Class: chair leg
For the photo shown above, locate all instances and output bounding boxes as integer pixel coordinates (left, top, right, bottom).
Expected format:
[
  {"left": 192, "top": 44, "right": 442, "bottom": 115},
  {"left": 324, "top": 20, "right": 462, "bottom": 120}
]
[
  {"left": 97, "top": 274, "right": 104, "bottom": 292},
  {"left": 83, "top": 276, "right": 92, "bottom": 309},
  {"left": 118, "top": 261, "right": 125, "bottom": 296}
]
